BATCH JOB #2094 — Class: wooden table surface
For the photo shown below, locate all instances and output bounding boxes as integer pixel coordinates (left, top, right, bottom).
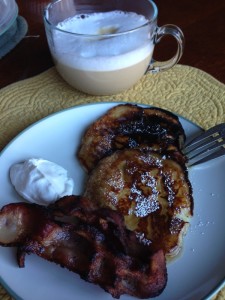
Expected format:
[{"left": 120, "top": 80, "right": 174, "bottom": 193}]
[{"left": 0, "top": 0, "right": 225, "bottom": 89}]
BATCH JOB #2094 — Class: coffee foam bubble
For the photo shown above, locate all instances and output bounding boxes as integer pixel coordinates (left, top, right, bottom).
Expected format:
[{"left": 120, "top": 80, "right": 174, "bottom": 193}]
[
  {"left": 52, "top": 11, "right": 154, "bottom": 71},
  {"left": 57, "top": 11, "right": 148, "bottom": 35}
]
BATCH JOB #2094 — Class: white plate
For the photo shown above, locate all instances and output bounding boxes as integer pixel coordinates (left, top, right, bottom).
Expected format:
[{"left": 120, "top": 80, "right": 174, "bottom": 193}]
[{"left": 0, "top": 102, "right": 224, "bottom": 300}]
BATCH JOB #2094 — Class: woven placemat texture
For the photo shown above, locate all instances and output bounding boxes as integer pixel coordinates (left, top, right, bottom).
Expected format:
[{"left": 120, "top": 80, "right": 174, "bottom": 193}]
[
  {"left": 0, "top": 64, "right": 225, "bottom": 151},
  {"left": 0, "top": 64, "right": 224, "bottom": 299}
]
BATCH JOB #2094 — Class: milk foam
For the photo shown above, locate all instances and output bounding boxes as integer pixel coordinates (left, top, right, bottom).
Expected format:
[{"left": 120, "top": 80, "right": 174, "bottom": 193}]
[
  {"left": 57, "top": 11, "right": 148, "bottom": 34},
  {"left": 52, "top": 11, "right": 153, "bottom": 71}
]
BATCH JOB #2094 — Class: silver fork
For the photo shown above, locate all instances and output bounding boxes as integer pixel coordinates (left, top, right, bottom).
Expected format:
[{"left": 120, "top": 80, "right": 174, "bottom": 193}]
[{"left": 183, "top": 123, "right": 225, "bottom": 167}]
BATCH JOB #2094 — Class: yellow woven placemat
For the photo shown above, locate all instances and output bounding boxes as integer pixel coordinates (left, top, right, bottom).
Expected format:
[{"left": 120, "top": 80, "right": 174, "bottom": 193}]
[{"left": 0, "top": 64, "right": 224, "bottom": 299}]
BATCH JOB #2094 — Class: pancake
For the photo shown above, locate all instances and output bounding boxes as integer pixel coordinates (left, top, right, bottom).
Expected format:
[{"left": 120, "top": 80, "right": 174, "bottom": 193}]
[
  {"left": 79, "top": 103, "right": 193, "bottom": 259},
  {"left": 84, "top": 148, "right": 193, "bottom": 258},
  {"left": 77, "top": 103, "right": 186, "bottom": 172}
]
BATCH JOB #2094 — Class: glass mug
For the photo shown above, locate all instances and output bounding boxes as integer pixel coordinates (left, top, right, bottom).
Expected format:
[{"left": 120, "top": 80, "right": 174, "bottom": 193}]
[{"left": 44, "top": 0, "right": 184, "bottom": 96}]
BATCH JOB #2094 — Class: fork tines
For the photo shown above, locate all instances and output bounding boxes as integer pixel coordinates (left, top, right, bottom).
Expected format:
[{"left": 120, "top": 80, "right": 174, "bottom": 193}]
[{"left": 183, "top": 123, "right": 225, "bottom": 167}]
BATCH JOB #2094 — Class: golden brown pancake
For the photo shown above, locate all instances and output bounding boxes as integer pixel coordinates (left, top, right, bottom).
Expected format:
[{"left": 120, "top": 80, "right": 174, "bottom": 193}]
[
  {"left": 78, "top": 103, "right": 186, "bottom": 172},
  {"left": 84, "top": 148, "right": 193, "bottom": 258}
]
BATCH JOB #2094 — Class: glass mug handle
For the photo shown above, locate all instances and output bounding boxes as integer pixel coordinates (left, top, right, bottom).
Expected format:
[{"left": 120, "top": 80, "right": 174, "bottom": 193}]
[{"left": 147, "top": 24, "right": 185, "bottom": 73}]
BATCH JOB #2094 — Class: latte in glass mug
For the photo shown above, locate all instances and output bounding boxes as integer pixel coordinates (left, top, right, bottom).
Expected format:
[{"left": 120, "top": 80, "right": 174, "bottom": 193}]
[
  {"left": 44, "top": 0, "right": 184, "bottom": 95},
  {"left": 52, "top": 11, "right": 152, "bottom": 95}
]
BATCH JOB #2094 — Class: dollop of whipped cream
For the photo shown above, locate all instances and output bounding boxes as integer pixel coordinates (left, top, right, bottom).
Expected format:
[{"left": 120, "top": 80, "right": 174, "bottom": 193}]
[{"left": 9, "top": 158, "right": 74, "bottom": 205}]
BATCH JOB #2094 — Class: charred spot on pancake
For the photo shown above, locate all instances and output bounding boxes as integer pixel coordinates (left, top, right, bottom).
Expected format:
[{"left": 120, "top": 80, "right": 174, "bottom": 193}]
[{"left": 77, "top": 104, "right": 186, "bottom": 172}]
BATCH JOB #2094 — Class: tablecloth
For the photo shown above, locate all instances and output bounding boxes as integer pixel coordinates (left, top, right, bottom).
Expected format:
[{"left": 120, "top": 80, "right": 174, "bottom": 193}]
[{"left": 0, "top": 64, "right": 224, "bottom": 300}]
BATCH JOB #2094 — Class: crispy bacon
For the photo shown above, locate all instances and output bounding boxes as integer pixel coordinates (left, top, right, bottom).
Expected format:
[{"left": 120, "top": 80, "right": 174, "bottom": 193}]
[
  {"left": 0, "top": 202, "right": 48, "bottom": 246},
  {"left": 0, "top": 196, "right": 167, "bottom": 299}
]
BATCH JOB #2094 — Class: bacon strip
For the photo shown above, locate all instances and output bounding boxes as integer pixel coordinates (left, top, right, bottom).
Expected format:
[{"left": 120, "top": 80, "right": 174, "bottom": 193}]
[{"left": 0, "top": 196, "right": 167, "bottom": 299}]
